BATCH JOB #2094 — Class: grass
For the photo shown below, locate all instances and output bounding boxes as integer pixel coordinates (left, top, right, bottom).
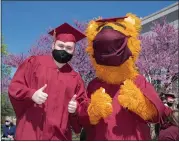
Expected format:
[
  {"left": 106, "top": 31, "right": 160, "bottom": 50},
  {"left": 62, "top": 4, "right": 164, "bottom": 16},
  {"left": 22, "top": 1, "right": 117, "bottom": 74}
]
[{"left": 72, "top": 131, "right": 80, "bottom": 141}]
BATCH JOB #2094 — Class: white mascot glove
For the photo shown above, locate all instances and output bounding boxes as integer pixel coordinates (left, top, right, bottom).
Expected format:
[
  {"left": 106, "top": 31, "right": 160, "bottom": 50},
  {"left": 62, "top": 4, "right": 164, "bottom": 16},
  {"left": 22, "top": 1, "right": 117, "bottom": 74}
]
[
  {"left": 68, "top": 95, "right": 77, "bottom": 114},
  {"left": 32, "top": 84, "right": 48, "bottom": 105}
]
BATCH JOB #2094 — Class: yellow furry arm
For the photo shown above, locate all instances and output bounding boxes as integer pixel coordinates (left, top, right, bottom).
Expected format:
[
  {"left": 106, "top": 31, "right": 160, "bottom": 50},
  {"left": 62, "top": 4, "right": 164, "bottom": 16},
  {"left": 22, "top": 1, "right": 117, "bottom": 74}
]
[
  {"left": 118, "top": 79, "right": 158, "bottom": 121},
  {"left": 87, "top": 87, "right": 113, "bottom": 125}
]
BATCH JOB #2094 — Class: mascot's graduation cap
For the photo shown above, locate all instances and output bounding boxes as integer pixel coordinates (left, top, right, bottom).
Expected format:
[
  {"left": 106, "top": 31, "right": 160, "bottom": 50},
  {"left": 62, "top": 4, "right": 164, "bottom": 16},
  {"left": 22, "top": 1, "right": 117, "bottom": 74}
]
[
  {"left": 96, "top": 16, "right": 136, "bottom": 26},
  {"left": 96, "top": 17, "right": 127, "bottom": 22}
]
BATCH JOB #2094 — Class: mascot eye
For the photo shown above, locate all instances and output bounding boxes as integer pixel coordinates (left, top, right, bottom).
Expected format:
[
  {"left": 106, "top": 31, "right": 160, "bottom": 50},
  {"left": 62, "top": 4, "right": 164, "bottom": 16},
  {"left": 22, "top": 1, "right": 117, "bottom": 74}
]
[
  {"left": 101, "top": 26, "right": 113, "bottom": 30},
  {"left": 96, "top": 23, "right": 105, "bottom": 31},
  {"left": 114, "top": 23, "right": 126, "bottom": 29}
]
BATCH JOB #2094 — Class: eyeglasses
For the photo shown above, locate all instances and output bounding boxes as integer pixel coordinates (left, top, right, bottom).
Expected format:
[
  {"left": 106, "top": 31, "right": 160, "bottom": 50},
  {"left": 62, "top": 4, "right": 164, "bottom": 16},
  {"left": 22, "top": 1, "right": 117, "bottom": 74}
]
[{"left": 5, "top": 120, "right": 10, "bottom": 122}]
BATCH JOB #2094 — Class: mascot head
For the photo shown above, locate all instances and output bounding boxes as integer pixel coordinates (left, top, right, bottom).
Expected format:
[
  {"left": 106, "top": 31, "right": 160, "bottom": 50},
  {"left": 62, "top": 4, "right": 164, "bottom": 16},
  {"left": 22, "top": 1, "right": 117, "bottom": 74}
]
[{"left": 86, "top": 13, "right": 142, "bottom": 84}]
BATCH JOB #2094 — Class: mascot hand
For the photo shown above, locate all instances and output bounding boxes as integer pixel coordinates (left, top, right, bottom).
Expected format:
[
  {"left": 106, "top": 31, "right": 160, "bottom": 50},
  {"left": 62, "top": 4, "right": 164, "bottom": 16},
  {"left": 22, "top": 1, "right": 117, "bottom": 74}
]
[
  {"left": 87, "top": 87, "right": 113, "bottom": 125},
  {"left": 118, "top": 79, "right": 157, "bottom": 121}
]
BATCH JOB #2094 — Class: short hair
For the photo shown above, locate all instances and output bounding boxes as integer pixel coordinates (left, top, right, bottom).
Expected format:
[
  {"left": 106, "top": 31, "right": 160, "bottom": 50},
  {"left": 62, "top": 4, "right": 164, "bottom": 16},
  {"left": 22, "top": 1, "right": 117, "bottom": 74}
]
[{"left": 5, "top": 116, "right": 12, "bottom": 122}]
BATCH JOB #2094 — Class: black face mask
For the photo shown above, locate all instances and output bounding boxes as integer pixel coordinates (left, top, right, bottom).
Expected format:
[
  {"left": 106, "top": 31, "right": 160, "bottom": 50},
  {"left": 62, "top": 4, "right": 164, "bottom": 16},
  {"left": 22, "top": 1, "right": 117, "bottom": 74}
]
[
  {"left": 167, "top": 102, "right": 173, "bottom": 107},
  {"left": 52, "top": 49, "right": 73, "bottom": 63}
]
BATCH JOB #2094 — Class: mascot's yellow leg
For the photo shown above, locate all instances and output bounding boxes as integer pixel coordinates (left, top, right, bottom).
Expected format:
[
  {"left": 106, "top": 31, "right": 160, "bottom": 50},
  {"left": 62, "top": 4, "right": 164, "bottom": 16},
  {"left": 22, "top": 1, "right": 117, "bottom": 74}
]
[
  {"left": 118, "top": 80, "right": 157, "bottom": 121},
  {"left": 87, "top": 87, "right": 113, "bottom": 125}
]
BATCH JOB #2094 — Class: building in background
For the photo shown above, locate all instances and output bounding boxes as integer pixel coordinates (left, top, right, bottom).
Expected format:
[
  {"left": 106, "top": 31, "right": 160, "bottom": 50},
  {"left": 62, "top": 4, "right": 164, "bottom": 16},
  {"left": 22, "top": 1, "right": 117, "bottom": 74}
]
[
  {"left": 141, "top": 2, "right": 178, "bottom": 96},
  {"left": 141, "top": 1, "right": 178, "bottom": 34}
]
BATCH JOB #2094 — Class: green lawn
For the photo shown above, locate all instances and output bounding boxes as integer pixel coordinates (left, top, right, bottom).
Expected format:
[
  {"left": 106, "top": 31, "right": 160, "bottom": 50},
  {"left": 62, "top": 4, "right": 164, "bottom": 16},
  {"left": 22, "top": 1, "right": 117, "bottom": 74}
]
[{"left": 72, "top": 131, "right": 80, "bottom": 141}]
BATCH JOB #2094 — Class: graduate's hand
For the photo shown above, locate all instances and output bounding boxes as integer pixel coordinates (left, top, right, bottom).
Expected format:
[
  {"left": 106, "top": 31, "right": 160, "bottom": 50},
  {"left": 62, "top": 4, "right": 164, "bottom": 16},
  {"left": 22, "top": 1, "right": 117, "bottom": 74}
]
[
  {"left": 32, "top": 84, "right": 48, "bottom": 105},
  {"left": 7, "top": 135, "right": 14, "bottom": 140},
  {"left": 68, "top": 95, "right": 77, "bottom": 114},
  {"left": 7, "top": 135, "right": 13, "bottom": 138}
]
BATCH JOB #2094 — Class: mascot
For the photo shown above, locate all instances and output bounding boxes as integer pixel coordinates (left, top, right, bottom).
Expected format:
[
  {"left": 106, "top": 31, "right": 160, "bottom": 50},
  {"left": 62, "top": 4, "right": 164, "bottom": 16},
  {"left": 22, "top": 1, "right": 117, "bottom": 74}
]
[{"left": 81, "top": 13, "right": 165, "bottom": 140}]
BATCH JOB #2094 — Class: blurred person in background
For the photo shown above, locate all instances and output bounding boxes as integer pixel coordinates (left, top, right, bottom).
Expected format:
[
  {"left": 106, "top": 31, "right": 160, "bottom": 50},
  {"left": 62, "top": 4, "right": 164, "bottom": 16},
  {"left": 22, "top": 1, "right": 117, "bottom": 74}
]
[
  {"left": 165, "top": 93, "right": 176, "bottom": 108},
  {"left": 12, "top": 117, "right": 16, "bottom": 126},
  {"left": 2, "top": 116, "right": 16, "bottom": 140},
  {"left": 158, "top": 109, "right": 179, "bottom": 140},
  {"left": 154, "top": 93, "right": 176, "bottom": 139},
  {"left": 160, "top": 93, "right": 176, "bottom": 129}
]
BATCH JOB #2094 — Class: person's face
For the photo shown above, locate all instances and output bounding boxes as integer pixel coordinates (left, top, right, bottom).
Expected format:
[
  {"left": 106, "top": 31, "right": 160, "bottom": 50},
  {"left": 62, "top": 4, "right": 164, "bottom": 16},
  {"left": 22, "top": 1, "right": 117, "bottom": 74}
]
[
  {"left": 167, "top": 99, "right": 174, "bottom": 103},
  {"left": 167, "top": 98, "right": 174, "bottom": 107},
  {"left": 52, "top": 40, "right": 75, "bottom": 54},
  {"left": 5, "top": 119, "right": 11, "bottom": 126}
]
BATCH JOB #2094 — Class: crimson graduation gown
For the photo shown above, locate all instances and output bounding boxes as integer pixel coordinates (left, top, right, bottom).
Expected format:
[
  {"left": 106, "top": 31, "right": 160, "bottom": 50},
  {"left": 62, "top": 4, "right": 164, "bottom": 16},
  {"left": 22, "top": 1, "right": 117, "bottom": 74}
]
[
  {"left": 8, "top": 55, "right": 87, "bottom": 140},
  {"left": 81, "top": 76, "right": 165, "bottom": 140}
]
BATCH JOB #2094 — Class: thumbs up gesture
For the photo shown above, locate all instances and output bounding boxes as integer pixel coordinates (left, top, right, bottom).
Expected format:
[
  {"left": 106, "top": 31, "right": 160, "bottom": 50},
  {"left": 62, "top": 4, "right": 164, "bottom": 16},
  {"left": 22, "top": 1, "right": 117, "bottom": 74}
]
[
  {"left": 68, "top": 95, "right": 77, "bottom": 114},
  {"left": 32, "top": 84, "right": 48, "bottom": 105}
]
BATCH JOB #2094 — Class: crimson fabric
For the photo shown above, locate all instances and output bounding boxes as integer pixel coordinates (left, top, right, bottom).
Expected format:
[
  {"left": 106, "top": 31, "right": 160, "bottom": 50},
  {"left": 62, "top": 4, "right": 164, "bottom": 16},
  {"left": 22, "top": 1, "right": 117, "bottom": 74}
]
[
  {"left": 160, "top": 106, "right": 173, "bottom": 130},
  {"left": 164, "top": 93, "right": 175, "bottom": 98},
  {"left": 158, "top": 125, "right": 179, "bottom": 140},
  {"left": 81, "top": 75, "right": 165, "bottom": 140},
  {"left": 56, "top": 34, "right": 76, "bottom": 43},
  {"left": 8, "top": 55, "right": 87, "bottom": 140},
  {"left": 48, "top": 23, "right": 86, "bottom": 43},
  {"left": 96, "top": 16, "right": 127, "bottom": 22},
  {"left": 164, "top": 106, "right": 173, "bottom": 117},
  {"left": 93, "top": 28, "right": 132, "bottom": 66}
]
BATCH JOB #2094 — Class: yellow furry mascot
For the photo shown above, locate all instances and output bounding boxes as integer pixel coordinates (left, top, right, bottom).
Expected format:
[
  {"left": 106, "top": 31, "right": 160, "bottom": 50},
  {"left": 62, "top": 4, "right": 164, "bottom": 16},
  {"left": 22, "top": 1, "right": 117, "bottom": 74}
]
[{"left": 83, "top": 13, "right": 165, "bottom": 140}]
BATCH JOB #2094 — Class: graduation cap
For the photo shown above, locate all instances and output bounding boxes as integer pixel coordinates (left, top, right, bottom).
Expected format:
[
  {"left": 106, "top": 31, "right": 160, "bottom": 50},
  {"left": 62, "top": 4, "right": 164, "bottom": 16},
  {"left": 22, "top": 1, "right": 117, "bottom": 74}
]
[
  {"left": 48, "top": 23, "right": 86, "bottom": 43},
  {"left": 164, "top": 93, "right": 176, "bottom": 101},
  {"left": 96, "top": 17, "right": 127, "bottom": 22},
  {"left": 96, "top": 16, "right": 136, "bottom": 26}
]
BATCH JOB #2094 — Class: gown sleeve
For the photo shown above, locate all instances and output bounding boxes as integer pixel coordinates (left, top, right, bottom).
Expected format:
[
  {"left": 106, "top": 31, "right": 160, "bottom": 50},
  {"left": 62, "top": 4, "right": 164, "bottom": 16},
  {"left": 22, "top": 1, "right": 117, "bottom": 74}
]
[
  {"left": 134, "top": 75, "right": 165, "bottom": 122},
  {"left": 8, "top": 56, "right": 39, "bottom": 118},
  {"left": 118, "top": 75, "right": 165, "bottom": 123},
  {"left": 69, "top": 74, "right": 90, "bottom": 134},
  {"left": 8, "top": 56, "right": 37, "bottom": 101}
]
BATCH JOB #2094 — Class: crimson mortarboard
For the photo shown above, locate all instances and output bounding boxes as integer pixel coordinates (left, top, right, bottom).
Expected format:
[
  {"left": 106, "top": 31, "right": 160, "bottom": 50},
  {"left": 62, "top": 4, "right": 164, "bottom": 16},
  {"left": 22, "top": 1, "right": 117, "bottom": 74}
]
[
  {"left": 48, "top": 23, "right": 86, "bottom": 43},
  {"left": 96, "top": 17, "right": 127, "bottom": 22}
]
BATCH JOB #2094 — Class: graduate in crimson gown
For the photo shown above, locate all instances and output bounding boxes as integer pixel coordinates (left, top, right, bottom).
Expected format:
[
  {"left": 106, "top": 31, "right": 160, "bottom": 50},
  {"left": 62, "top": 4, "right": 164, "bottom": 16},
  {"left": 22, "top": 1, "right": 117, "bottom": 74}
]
[
  {"left": 158, "top": 110, "right": 179, "bottom": 140},
  {"left": 8, "top": 23, "right": 88, "bottom": 140},
  {"left": 81, "top": 13, "right": 166, "bottom": 140},
  {"left": 160, "top": 93, "right": 175, "bottom": 129}
]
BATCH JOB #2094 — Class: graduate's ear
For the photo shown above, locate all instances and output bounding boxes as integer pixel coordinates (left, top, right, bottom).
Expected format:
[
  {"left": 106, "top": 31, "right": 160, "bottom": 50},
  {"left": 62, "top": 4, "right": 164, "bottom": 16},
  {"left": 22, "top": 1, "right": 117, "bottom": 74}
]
[
  {"left": 72, "top": 44, "right": 76, "bottom": 54},
  {"left": 52, "top": 41, "right": 55, "bottom": 50}
]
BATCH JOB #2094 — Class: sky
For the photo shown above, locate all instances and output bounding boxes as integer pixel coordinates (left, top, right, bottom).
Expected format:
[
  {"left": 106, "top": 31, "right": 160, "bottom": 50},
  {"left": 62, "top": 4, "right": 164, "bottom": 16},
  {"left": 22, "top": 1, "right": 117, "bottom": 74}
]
[{"left": 2, "top": 0, "right": 177, "bottom": 76}]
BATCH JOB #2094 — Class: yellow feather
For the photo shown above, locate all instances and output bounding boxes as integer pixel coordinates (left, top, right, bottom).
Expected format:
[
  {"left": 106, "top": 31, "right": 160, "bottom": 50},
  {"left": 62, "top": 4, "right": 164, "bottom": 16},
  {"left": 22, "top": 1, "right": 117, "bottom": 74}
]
[
  {"left": 87, "top": 87, "right": 113, "bottom": 125},
  {"left": 118, "top": 80, "right": 158, "bottom": 120}
]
